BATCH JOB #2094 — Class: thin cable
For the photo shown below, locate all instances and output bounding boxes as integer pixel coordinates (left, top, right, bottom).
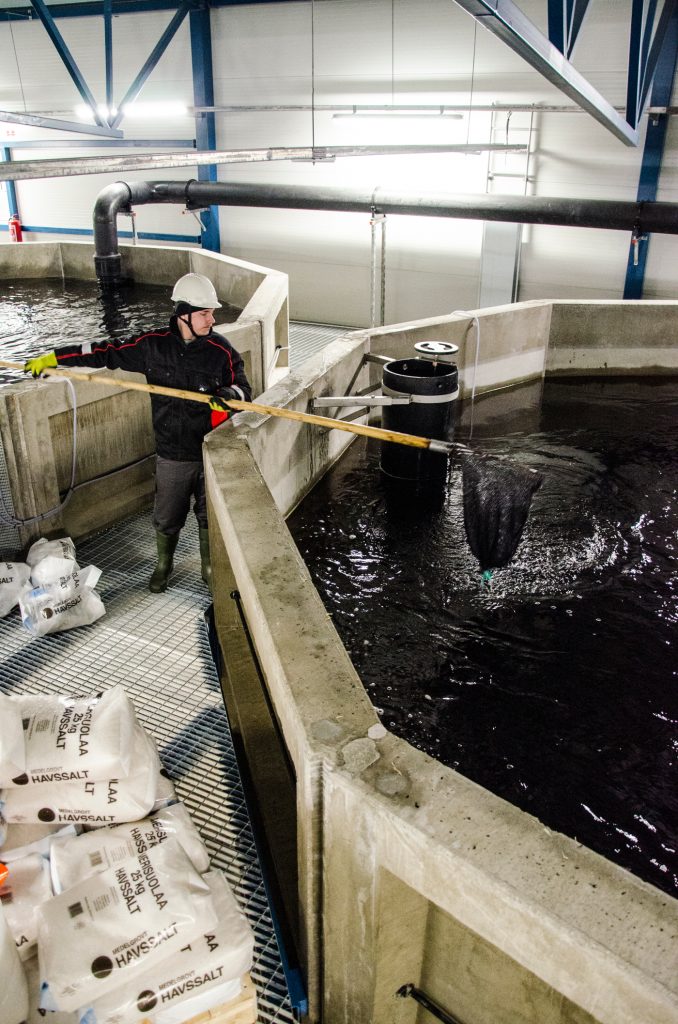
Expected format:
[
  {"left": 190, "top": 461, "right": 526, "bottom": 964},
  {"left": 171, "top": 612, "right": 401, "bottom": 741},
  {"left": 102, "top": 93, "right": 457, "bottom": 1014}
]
[
  {"left": 8, "top": 20, "right": 28, "bottom": 113},
  {"left": 391, "top": 0, "right": 395, "bottom": 106},
  {"left": 0, "top": 377, "right": 78, "bottom": 527},
  {"left": 310, "top": 0, "right": 316, "bottom": 150},
  {"left": 466, "top": 20, "right": 477, "bottom": 146}
]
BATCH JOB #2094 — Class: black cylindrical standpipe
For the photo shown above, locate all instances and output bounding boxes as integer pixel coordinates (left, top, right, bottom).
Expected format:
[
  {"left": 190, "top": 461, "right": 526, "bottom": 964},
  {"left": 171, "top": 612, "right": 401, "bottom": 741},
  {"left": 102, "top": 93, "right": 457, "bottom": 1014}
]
[
  {"left": 92, "top": 180, "right": 194, "bottom": 288},
  {"left": 380, "top": 358, "right": 458, "bottom": 484}
]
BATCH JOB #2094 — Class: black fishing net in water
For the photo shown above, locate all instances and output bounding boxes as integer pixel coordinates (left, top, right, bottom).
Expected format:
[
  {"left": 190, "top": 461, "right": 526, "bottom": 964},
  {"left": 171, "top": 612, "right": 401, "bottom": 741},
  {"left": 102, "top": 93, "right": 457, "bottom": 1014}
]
[{"left": 462, "top": 456, "right": 544, "bottom": 572}]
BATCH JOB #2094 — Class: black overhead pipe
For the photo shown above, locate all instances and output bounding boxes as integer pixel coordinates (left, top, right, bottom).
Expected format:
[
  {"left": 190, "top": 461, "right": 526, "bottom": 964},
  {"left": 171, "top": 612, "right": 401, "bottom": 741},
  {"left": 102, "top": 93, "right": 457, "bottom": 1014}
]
[{"left": 93, "top": 179, "right": 678, "bottom": 286}]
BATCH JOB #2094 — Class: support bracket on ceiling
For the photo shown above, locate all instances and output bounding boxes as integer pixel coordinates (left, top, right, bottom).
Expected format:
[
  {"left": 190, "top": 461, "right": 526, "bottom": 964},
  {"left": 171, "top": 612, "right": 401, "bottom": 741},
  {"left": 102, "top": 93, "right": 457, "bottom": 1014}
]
[
  {"left": 453, "top": 0, "right": 640, "bottom": 144},
  {"left": 29, "top": 0, "right": 108, "bottom": 127}
]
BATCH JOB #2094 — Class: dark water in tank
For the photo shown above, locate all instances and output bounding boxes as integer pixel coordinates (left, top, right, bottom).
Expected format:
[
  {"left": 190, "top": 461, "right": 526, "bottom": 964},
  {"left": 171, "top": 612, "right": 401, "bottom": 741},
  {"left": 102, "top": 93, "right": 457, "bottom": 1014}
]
[
  {"left": 0, "top": 277, "right": 241, "bottom": 384},
  {"left": 287, "top": 377, "right": 678, "bottom": 897}
]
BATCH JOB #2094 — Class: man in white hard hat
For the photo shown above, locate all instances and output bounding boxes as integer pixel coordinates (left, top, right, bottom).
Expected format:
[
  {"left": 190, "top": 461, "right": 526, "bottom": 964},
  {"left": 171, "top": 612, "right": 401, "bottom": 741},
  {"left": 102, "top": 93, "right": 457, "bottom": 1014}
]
[{"left": 25, "top": 272, "right": 252, "bottom": 593}]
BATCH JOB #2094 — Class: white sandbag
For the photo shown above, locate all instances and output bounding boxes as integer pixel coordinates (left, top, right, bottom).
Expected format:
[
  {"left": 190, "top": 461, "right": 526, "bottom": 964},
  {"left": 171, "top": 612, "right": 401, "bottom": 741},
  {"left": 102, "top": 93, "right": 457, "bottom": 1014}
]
[
  {"left": 1, "top": 723, "right": 160, "bottom": 826},
  {"left": 51, "top": 802, "right": 210, "bottom": 894},
  {"left": 0, "top": 901, "right": 29, "bottom": 1024},
  {"left": 1, "top": 821, "right": 78, "bottom": 862},
  {"left": 79, "top": 869, "right": 253, "bottom": 1024},
  {"left": 0, "top": 560, "right": 31, "bottom": 617},
  {"left": 0, "top": 851, "right": 52, "bottom": 961},
  {"left": 26, "top": 536, "right": 77, "bottom": 569},
  {"left": 0, "top": 696, "right": 25, "bottom": 784},
  {"left": 25, "top": 955, "right": 79, "bottom": 1024},
  {"left": 20, "top": 565, "right": 104, "bottom": 638},
  {"left": 37, "top": 837, "right": 218, "bottom": 1012},
  {"left": 0, "top": 685, "right": 138, "bottom": 789}
]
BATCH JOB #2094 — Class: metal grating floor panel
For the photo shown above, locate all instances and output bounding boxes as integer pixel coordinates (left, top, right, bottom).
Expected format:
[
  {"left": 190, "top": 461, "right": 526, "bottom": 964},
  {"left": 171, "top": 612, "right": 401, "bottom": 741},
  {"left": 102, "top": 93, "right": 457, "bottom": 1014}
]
[
  {"left": 289, "top": 321, "right": 353, "bottom": 370},
  {"left": 0, "top": 510, "right": 296, "bottom": 1024}
]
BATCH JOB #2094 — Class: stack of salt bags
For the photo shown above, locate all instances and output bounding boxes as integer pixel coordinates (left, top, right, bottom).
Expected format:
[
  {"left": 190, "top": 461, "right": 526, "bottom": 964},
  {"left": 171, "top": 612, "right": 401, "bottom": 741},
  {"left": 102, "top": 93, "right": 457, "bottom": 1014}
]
[
  {"left": 0, "top": 686, "right": 162, "bottom": 972},
  {"left": 18, "top": 536, "right": 105, "bottom": 637},
  {"left": 0, "top": 686, "right": 254, "bottom": 1022}
]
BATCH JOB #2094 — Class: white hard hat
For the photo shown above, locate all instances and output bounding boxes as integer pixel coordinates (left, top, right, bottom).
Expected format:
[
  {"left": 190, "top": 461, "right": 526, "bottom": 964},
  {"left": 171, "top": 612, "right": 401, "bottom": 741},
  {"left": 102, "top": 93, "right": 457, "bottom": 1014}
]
[{"left": 171, "top": 273, "right": 222, "bottom": 310}]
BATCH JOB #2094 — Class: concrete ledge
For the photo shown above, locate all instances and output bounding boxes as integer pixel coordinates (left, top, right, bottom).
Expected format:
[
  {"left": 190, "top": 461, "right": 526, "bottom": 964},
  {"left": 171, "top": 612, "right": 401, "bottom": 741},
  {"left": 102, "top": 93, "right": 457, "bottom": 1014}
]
[{"left": 203, "top": 307, "right": 678, "bottom": 1024}]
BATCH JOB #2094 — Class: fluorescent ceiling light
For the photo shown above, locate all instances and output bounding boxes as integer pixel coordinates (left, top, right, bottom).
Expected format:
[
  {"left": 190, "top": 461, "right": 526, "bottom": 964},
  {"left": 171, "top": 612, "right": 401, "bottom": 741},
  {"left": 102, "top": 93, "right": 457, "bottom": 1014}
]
[
  {"left": 334, "top": 108, "right": 464, "bottom": 120},
  {"left": 75, "top": 102, "right": 188, "bottom": 122},
  {"left": 75, "top": 104, "right": 118, "bottom": 121},
  {"left": 123, "top": 102, "right": 188, "bottom": 119}
]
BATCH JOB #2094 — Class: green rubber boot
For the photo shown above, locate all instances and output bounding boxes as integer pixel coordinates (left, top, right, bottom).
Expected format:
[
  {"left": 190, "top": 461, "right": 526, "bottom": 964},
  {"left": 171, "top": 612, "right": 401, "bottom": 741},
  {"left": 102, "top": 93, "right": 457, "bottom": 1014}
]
[
  {"left": 149, "top": 531, "right": 179, "bottom": 593},
  {"left": 199, "top": 527, "right": 212, "bottom": 590}
]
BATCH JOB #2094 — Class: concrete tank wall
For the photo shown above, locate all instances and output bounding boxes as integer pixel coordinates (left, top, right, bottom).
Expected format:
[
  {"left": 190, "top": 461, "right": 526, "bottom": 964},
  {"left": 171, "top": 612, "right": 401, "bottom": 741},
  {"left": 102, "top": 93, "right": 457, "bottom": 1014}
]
[
  {"left": 0, "top": 241, "right": 288, "bottom": 555},
  {"left": 203, "top": 299, "right": 678, "bottom": 1024}
]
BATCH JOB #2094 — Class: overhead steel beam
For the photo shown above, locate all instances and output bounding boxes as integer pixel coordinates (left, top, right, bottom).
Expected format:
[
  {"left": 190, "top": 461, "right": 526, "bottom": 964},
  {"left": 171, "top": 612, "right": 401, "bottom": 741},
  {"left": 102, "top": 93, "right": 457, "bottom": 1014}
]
[
  {"left": 29, "top": 0, "right": 107, "bottom": 128},
  {"left": 0, "top": 143, "right": 528, "bottom": 181},
  {"left": 452, "top": 0, "right": 639, "bottom": 145},
  {"left": 0, "top": 0, "right": 280, "bottom": 15},
  {"left": 0, "top": 109, "right": 123, "bottom": 137},
  {"left": 110, "top": 2, "right": 191, "bottom": 129},
  {"left": 6, "top": 138, "right": 195, "bottom": 148}
]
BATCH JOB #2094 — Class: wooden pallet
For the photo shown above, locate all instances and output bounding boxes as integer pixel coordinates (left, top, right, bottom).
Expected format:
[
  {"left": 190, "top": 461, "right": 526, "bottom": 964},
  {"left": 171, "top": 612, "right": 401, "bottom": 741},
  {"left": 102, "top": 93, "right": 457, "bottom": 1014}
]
[{"left": 141, "top": 974, "right": 257, "bottom": 1024}]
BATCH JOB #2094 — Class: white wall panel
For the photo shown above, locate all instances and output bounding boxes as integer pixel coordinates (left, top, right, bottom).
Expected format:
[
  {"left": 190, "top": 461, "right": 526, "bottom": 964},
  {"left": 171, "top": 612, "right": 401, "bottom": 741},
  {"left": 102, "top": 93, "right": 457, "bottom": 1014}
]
[{"left": 1, "top": 0, "right": 677, "bottom": 319}]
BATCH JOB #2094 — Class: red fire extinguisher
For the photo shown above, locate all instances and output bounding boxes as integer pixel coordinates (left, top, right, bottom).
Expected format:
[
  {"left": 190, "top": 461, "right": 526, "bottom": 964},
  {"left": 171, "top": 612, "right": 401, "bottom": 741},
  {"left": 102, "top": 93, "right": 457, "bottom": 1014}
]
[{"left": 8, "top": 215, "right": 22, "bottom": 242}]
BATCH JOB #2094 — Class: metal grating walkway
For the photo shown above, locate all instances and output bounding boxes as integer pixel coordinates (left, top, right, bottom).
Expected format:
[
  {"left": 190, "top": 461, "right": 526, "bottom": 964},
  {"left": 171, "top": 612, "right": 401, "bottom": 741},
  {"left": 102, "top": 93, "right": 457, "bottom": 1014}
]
[
  {"left": 289, "top": 321, "right": 353, "bottom": 370},
  {"left": 0, "top": 510, "right": 296, "bottom": 1024}
]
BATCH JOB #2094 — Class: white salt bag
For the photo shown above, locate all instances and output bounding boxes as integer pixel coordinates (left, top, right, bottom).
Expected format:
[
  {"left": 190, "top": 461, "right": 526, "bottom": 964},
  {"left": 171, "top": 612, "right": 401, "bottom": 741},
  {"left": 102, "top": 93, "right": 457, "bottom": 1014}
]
[
  {"left": 20, "top": 565, "right": 104, "bottom": 638},
  {"left": 1, "top": 723, "right": 160, "bottom": 825},
  {"left": 0, "top": 697, "right": 25, "bottom": 785},
  {"left": 37, "top": 836, "right": 217, "bottom": 1012},
  {"left": 79, "top": 869, "right": 254, "bottom": 1024},
  {"left": 51, "top": 801, "right": 210, "bottom": 894},
  {"left": 26, "top": 536, "right": 77, "bottom": 570},
  {"left": 0, "top": 685, "right": 137, "bottom": 788},
  {"left": 0, "top": 851, "right": 52, "bottom": 961},
  {"left": 0, "top": 901, "right": 29, "bottom": 1024},
  {"left": 31, "top": 554, "right": 83, "bottom": 588},
  {"left": 1, "top": 821, "right": 78, "bottom": 862},
  {"left": 0, "top": 560, "right": 31, "bottom": 617},
  {"left": 25, "top": 955, "right": 79, "bottom": 1024}
]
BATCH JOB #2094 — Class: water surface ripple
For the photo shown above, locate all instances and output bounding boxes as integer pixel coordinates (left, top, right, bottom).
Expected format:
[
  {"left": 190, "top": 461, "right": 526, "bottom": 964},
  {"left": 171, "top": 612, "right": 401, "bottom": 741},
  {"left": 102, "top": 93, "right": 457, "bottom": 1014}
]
[{"left": 288, "top": 378, "right": 678, "bottom": 896}]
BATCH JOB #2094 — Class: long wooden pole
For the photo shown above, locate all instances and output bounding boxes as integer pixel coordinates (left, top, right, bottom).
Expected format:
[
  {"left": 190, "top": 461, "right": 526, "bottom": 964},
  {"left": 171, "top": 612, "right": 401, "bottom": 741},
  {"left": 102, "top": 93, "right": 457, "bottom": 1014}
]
[{"left": 0, "top": 359, "right": 463, "bottom": 455}]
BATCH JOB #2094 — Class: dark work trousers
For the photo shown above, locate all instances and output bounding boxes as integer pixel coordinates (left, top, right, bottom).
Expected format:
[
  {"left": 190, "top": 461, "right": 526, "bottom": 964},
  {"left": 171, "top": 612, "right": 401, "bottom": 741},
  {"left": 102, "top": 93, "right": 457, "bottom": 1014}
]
[{"left": 152, "top": 456, "right": 207, "bottom": 535}]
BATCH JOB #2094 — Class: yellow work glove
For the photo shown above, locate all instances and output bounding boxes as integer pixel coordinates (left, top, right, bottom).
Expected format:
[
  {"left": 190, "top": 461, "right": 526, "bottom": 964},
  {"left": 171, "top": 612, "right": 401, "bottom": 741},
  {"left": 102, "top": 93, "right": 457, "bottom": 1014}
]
[
  {"left": 209, "top": 388, "right": 240, "bottom": 412},
  {"left": 24, "top": 351, "right": 58, "bottom": 378}
]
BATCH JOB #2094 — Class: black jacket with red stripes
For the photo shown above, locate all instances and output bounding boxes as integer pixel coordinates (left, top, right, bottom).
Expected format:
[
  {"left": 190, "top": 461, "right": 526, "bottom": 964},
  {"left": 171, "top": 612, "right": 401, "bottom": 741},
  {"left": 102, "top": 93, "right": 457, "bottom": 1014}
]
[{"left": 54, "top": 317, "right": 252, "bottom": 462}]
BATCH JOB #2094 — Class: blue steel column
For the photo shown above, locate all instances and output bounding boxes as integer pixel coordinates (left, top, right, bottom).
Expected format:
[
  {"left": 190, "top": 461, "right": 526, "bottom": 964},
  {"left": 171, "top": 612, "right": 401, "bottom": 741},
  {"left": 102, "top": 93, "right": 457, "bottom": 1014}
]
[
  {"left": 2, "top": 147, "right": 19, "bottom": 219},
  {"left": 189, "top": 4, "right": 220, "bottom": 253},
  {"left": 624, "top": 8, "right": 678, "bottom": 298},
  {"left": 104, "top": 0, "right": 113, "bottom": 117}
]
